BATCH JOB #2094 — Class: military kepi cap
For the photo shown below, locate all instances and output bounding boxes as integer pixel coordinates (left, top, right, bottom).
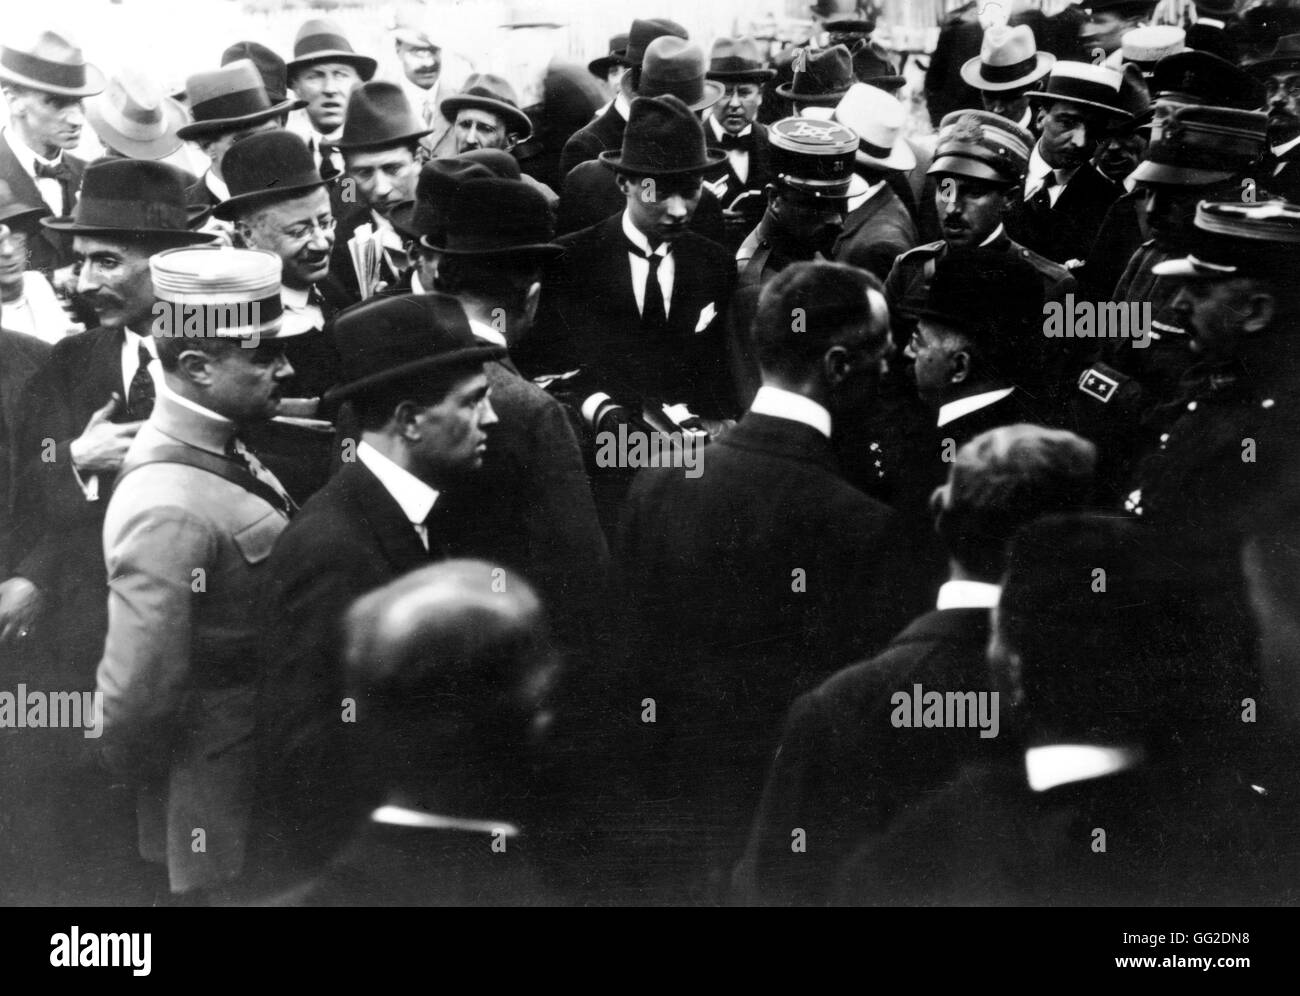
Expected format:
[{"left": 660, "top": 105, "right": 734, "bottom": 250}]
[
  {"left": 1130, "top": 103, "right": 1266, "bottom": 187},
  {"left": 767, "top": 115, "right": 857, "bottom": 201},
  {"left": 1152, "top": 201, "right": 1300, "bottom": 280},
  {"left": 929, "top": 110, "right": 1033, "bottom": 186}
]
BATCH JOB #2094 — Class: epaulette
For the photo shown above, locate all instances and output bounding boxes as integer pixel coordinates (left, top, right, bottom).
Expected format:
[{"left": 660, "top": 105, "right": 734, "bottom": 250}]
[{"left": 896, "top": 240, "right": 944, "bottom": 262}]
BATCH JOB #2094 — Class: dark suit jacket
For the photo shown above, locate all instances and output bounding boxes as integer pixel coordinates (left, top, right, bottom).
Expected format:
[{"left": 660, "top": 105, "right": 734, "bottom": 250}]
[
  {"left": 942, "top": 388, "right": 1051, "bottom": 451},
  {"left": 184, "top": 172, "right": 222, "bottom": 212},
  {"left": 327, "top": 204, "right": 407, "bottom": 303},
  {"left": 1011, "top": 162, "right": 1123, "bottom": 266},
  {"left": 530, "top": 214, "right": 737, "bottom": 419},
  {"left": 0, "top": 328, "right": 50, "bottom": 577},
  {"left": 12, "top": 326, "right": 129, "bottom": 682},
  {"left": 832, "top": 182, "right": 918, "bottom": 281},
  {"left": 1264, "top": 153, "right": 1300, "bottom": 208},
  {"left": 255, "top": 459, "right": 439, "bottom": 871},
  {"left": 734, "top": 607, "right": 998, "bottom": 905},
  {"left": 558, "top": 103, "right": 625, "bottom": 179},
  {"left": 613, "top": 412, "right": 910, "bottom": 885},
  {"left": 555, "top": 159, "right": 726, "bottom": 243},
  {"left": 0, "top": 135, "right": 85, "bottom": 275}
]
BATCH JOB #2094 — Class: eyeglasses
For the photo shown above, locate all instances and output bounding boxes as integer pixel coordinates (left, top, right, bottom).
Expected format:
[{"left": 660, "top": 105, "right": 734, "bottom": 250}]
[{"left": 1264, "top": 76, "right": 1300, "bottom": 99}]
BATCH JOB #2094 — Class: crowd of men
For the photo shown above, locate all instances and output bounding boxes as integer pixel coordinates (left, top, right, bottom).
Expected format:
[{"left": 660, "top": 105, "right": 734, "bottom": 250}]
[{"left": 2, "top": 0, "right": 1300, "bottom": 906}]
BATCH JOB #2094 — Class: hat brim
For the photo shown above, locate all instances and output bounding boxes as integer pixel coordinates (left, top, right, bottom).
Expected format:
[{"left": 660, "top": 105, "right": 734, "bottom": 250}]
[
  {"left": 175, "top": 97, "right": 305, "bottom": 140},
  {"left": 1129, "top": 161, "right": 1235, "bottom": 187},
  {"left": 959, "top": 52, "right": 1054, "bottom": 92},
  {"left": 1244, "top": 54, "right": 1300, "bottom": 77},
  {"left": 598, "top": 147, "right": 728, "bottom": 175},
  {"left": 323, "top": 344, "right": 507, "bottom": 404},
  {"left": 332, "top": 125, "right": 435, "bottom": 152},
  {"left": 928, "top": 155, "right": 1020, "bottom": 185},
  {"left": 438, "top": 95, "right": 534, "bottom": 141},
  {"left": 1150, "top": 254, "right": 1237, "bottom": 279},
  {"left": 0, "top": 203, "right": 49, "bottom": 229},
  {"left": 211, "top": 180, "right": 329, "bottom": 221},
  {"left": 774, "top": 82, "right": 853, "bottom": 104},
  {"left": 85, "top": 96, "right": 189, "bottom": 160},
  {"left": 589, "top": 53, "right": 630, "bottom": 77},
  {"left": 856, "top": 139, "right": 915, "bottom": 172},
  {"left": 0, "top": 61, "right": 105, "bottom": 98},
  {"left": 40, "top": 216, "right": 217, "bottom": 242},
  {"left": 287, "top": 53, "right": 378, "bottom": 83},
  {"left": 636, "top": 79, "right": 726, "bottom": 113},
  {"left": 417, "top": 236, "right": 565, "bottom": 260},
  {"left": 1026, "top": 91, "right": 1133, "bottom": 118},
  {"left": 707, "top": 68, "right": 778, "bottom": 82}
]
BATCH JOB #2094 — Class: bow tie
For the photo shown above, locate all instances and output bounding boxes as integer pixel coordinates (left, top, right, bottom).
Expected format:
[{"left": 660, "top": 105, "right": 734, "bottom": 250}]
[
  {"left": 35, "top": 159, "right": 73, "bottom": 182},
  {"left": 717, "top": 132, "right": 753, "bottom": 152}
]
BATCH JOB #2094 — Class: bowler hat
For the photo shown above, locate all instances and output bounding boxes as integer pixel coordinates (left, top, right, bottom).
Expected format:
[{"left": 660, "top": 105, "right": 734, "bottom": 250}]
[
  {"left": 335, "top": 81, "right": 432, "bottom": 151},
  {"left": 42, "top": 158, "right": 215, "bottom": 242},
  {"left": 149, "top": 245, "right": 293, "bottom": 340},
  {"left": 389, "top": 157, "right": 496, "bottom": 241},
  {"left": 212, "top": 131, "right": 326, "bottom": 221},
  {"left": 929, "top": 109, "right": 1033, "bottom": 185},
  {"left": 440, "top": 74, "right": 534, "bottom": 141},
  {"left": 599, "top": 94, "right": 725, "bottom": 176},
  {"left": 222, "top": 41, "right": 292, "bottom": 104},
  {"left": 707, "top": 37, "right": 776, "bottom": 82},
  {"left": 86, "top": 69, "right": 188, "bottom": 160},
  {"left": 636, "top": 38, "right": 724, "bottom": 112},
  {"left": 1153, "top": 200, "right": 1300, "bottom": 280},
  {"left": 176, "top": 60, "right": 303, "bottom": 140},
  {"left": 1130, "top": 102, "right": 1267, "bottom": 186},
  {"left": 776, "top": 46, "right": 856, "bottom": 105},
  {"left": 918, "top": 254, "right": 1044, "bottom": 347},
  {"left": 1150, "top": 50, "right": 1263, "bottom": 110},
  {"left": 1027, "top": 61, "right": 1132, "bottom": 118},
  {"left": 1244, "top": 32, "right": 1300, "bottom": 76},
  {"left": 420, "top": 176, "right": 563, "bottom": 259},
  {"left": 1107, "top": 25, "right": 1186, "bottom": 77},
  {"left": 961, "top": 24, "right": 1055, "bottom": 92},
  {"left": 0, "top": 29, "right": 103, "bottom": 98},
  {"left": 624, "top": 19, "right": 689, "bottom": 68},
  {"left": 324, "top": 293, "right": 505, "bottom": 404},
  {"left": 287, "top": 18, "right": 378, "bottom": 82},
  {"left": 589, "top": 33, "right": 630, "bottom": 78},
  {"left": 0, "top": 180, "right": 49, "bottom": 232}
]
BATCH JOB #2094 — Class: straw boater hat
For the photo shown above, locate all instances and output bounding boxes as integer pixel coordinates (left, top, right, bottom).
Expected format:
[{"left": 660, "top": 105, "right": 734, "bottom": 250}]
[
  {"left": 1027, "top": 61, "right": 1132, "bottom": 118},
  {"left": 86, "top": 69, "right": 189, "bottom": 160},
  {"left": 149, "top": 245, "right": 298, "bottom": 341},
  {"left": 961, "top": 24, "right": 1055, "bottom": 92},
  {"left": 0, "top": 29, "right": 103, "bottom": 98}
]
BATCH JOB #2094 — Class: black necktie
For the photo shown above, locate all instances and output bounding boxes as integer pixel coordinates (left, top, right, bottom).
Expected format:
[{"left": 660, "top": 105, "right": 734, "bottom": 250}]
[
  {"left": 127, "top": 343, "right": 155, "bottom": 420},
  {"left": 718, "top": 132, "right": 752, "bottom": 152},
  {"left": 626, "top": 240, "right": 668, "bottom": 328},
  {"left": 318, "top": 144, "right": 340, "bottom": 182},
  {"left": 35, "top": 159, "right": 75, "bottom": 214}
]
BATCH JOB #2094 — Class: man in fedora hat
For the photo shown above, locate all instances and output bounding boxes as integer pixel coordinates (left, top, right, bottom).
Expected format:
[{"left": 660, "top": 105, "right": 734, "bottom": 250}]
[
  {"left": 389, "top": 8, "right": 471, "bottom": 158},
  {"left": 535, "top": 95, "right": 737, "bottom": 454},
  {"left": 775, "top": 44, "right": 857, "bottom": 114},
  {"left": 95, "top": 245, "right": 304, "bottom": 901},
  {"left": 703, "top": 37, "right": 777, "bottom": 251},
  {"left": 589, "top": 32, "right": 631, "bottom": 99},
  {"left": 257, "top": 292, "right": 503, "bottom": 875},
  {"left": 8, "top": 159, "right": 214, "bottom": 896},
  {"left": 819, "top": 83, "right": 919, "bottom": 280},
  {"left": 1014, "top": 60, "right": 1134, "bottom": 266},
  {"left": 556, "top": 36, "right": 727, "bottom": 240},
  {"left": 0, "top": 28, "right": 104, "bottom": 277},
  {"left": 216, "top": 130, "right": 353, "bottom": 406},
  {"left": 443, "top": 73, "right": 533, "bottom": 157},
  {"left": 328, "top": 81, "right": 430, "bottom": 300},
  {"left": 559, "top": 18, "right": 688, "bottom": 179},
  {"left": 0, "top": 183, "right": 74, "bottom": 343},
  {"left": 176, "top": 60, "right": 304, "bottom": 212},
  {"left": 223, "top": 41, "right": 294, "bottom": 106},
  {"left": 407, "top": 162, "right": 607, "bottom": 662},
  {"left": 85, "top": 69, "right": 189, "bottom": 163},
  {"left": 961, "top": 23, "right": 1055, "bottom": 133},
  {"left": 286, "top": 18, "right": 378, "bottom": 194},
  {"left": 1245, "top": 33, "right": 1300, "bottom": 204}
]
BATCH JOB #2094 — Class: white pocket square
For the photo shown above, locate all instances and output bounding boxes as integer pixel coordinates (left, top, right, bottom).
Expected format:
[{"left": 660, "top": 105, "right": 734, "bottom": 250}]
[{"left": 695, "top": 302, "right": 717, "bottom": 333}]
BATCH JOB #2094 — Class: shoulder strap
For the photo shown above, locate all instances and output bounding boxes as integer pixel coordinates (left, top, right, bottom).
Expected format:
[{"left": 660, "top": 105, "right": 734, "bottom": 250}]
[{"left": 117, "top": 442, "right": 287, "bottom": 515}]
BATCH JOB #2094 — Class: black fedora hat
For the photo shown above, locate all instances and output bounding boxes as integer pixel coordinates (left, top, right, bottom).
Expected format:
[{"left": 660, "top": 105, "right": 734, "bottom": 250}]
[
  {"left": 851, "top": 39, "right": 906, "bottom": 92},
  {"left": 389, "top": 157, "right": 497, "bottom": 242},
  {"left": 42, "top": 158, "right": 216, "bottom": 242},
  {"left": 440, "top": 74, "right": 534, "bottom": 141},
  {"left": 1151, "top": 50, "right": 1263, "bottom": 110},
  {"left": 635, "top": 37, "right": 724, "bottom": 113},
  {"left": 707, "top": 37, "right": 777, "bottom": 82},
  {"left": 334, "top": 81, "right": 432, "bottom": 151},
  {"left": 589, "top": 33, "right": 630, "bottom": 78},
  {"left": 1244, "top": 32, "right": 1300, "bottom": 76},
  {"left": 212, "top": 131, "right": 326, "bottom": 221},
  {"left": 775, "top": 45, "right": 856, "bottom": 105},
  {"left": 324, "top": 292, "right": 505, "bottom": 404},
  {"left": 420, "top": 176, "right": 563, "bottom": 260},
  {"left": 624, "top": 18, "right": 689, "bottom": 68},
  {"left": 222, "top": 41, "right": 292, "bottom": 104},
  {"left": 176, "top": 60, "right": 303, "bottom": 140},
  {"left": 0, "top": 179, "right": 49, "bottom": 232},
  {"left": 599, "top": 94, "right": 726, "bottom": 176},
  {"left": 287, "top": 18, "right": 378, "bottom": 82}
]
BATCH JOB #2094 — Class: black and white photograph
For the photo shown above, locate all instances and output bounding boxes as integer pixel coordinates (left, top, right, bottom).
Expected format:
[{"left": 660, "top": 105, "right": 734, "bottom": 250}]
[{"left": 0, "top": 0, "right": 1296, "bottom": 939}]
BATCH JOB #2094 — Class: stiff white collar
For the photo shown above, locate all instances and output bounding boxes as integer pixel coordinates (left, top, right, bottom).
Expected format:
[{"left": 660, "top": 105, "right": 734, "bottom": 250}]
[
  {"left": 750, "top": 385, "right": 832, "bottom": 439},
  {"left": 469, "top": 316, "right": 507, "bottom": 348},
  {"left": 936, "top": 579, "right": 1000, "bottom": 610},
  {"left": 708, "top": 116, "right": 753, "bottom": 142},
  {"left": 980, "top": 223, "right": 1006, "bottom": 247},
  {"left": 622, "top": 209, "right": 667, "bottom": 256},
  {"left": 937, "top": 386, "right": 1014, "bottom": 428},
  {"left": 1025, "top": 744, "right": 1142, "bottom": 792},
  {"left": 1272, "top": 133, "right": 1300, "bottom": 159},
  {"left": 371, "top": 804, "right": 518, "bottom": 836},
  {"left": 357, "top": 440, "right": 439, "bottom": 527},
  {"left": 614, "top": 91, "right": 632, "bottom": 121},
  {"left": 205, "top": 169, "right": 230, "bottom": 201}
]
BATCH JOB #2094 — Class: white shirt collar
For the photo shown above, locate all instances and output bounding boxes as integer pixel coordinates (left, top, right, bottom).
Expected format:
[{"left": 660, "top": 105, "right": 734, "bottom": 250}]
[
  {"left": 411, "top": 269, "right": 426, "bottom": 294},
  {"left": 1272, "top": 133, "right": 1300, "bottom": 159},
  {"left": 750, "top": 385, "right": 832, "bottom": 439},
  {"left": 937, "top": 386, "right": 1015, "bottom": 428},
  {"left": 1197, "top": 16, "right": 1225, "bottom": 28},
  {"left": 936, "top": 579, "right": 1001, "bottom": 611},
  {"left": 156, "top": 376, "right": 234, "bottom": 424},
  {"left": 357, "top": 440, "right": 439, "bottom": 526},
  {"left": 205, "top": 170, "right": 230, "bottom": 201},
  {"left": 281, "top": 284, "right": 310, "bottom": 309},
  {"left": 1024, "top": 744, "right": 1142, "bottom": 792},
  {"left": 1027, "top": 144, "right": 1051, "bottom": 186},
  {"left": 979, "top": 222, "right": 1006, "bottom": 247},
  {"left": 468, "top": 316, "right": 507, "bottom": 348},
  {"left": 371, "top": 804, "right": 518, "bottom": 837},
  {"left": 708, "top": 116, "right": 752, "bottom": 142},
  {"left": 622, "top": 209, "right": 666, "bottom": 256},
  {"left": 614, "top": 91, "right": 632, "bottom": 121},
  {"left": 846, "top": 175, "right": 886, "bottom": 214}
]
